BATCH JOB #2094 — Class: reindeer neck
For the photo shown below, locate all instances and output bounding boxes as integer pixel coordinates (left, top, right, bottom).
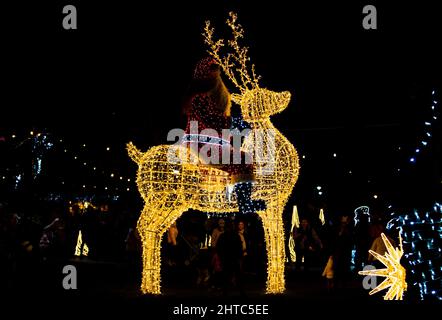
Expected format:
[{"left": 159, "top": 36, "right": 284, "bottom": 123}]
[{"left": 253, "top": 118, "right": 279, "bottom": 133}]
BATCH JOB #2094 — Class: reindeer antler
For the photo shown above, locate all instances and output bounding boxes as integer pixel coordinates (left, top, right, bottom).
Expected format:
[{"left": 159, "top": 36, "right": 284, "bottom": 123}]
[{"left": 203, "top": 12, "right": 260, "bottom": 93}]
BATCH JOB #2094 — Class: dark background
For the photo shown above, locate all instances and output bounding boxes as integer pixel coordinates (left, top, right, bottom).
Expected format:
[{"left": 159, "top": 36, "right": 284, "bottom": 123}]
[{"left": 1, "top": 0, "right": 441, "bottom": 216}]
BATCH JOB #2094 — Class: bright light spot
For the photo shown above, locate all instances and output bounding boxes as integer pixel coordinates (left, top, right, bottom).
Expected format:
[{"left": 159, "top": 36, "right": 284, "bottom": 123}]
[
  {"left": 302, "top": 155, "right": 306, "bottom": 159},
  {"left": 333, "top": 153, "right": 337, "bottom": 158},
  {"left": 120, "top": 176, "right": 123, "bottom": 180},
  {"left": 410, "top": 157, "right": 415, "bottom": 163},
  {"left": 127, "top": 178, "right": 131, "bottom": 182},
  {"left": 318, "top": 191, "right": 323, "bottom": 196},
  {"left": 83, "top": 162, "right": 87, "bottom": 166},
  {"left": 127, "top": 188, "right": 130, "bottom": 191},
  {"left": 93, "top": 167, "right": 96, "bottom": 170},
  {"left": 106, "top": 147, "right": 110, "bottom": 151},
  {"left": 110, "top": 173, "right": 114, "bottom": 178},
  {"left": 74, "top": 156, "right": 78, "bottom": 160},
  {"left": 426, "top": 132, "right": 432, "bottom": 137},
  {"left": 105, "top": 187, "right": 108, "bottom": 190},
  {"left": 61, "top": 181, "right": 64, "bottom": 184},
  {"left": 316, "top": 186, "right": 322, "bottom": 190},
  {"left": 11, "top": 134, "right": 16, "bottom": 138},
  {"left": 422, "top": 141, "right": 428, "bottom": 146},
  {"left": 82, "top": 185, "right": 86, "bottom": 188},
  {"left": 349, "top": 170, "right": 352, "bottom": 174},
  {"left": 373, "top": 194, "right": 378, "bottom": 199},
  {"left": 30, "top": 131, "right": 34, "bottom": 136},
  {"left": 83, "top": 144, "right": 86, "bottom": 147},
  {"left": 425, "top": 122, "right": 431, "bottom": 126},
  {"left": 415, "top": 149, "right": 420, "bottom": 153},
  {"left": 64, "top": 149, "right": 67, "bottom": 153}
]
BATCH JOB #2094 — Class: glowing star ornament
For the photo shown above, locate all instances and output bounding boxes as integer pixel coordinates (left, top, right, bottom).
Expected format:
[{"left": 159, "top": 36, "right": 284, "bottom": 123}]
[
  {"left": 358, "top": 233, "right": 407, "bottom": 300},
  {"left": 128, "top": 12, "right": 299, "bottom": 295}
]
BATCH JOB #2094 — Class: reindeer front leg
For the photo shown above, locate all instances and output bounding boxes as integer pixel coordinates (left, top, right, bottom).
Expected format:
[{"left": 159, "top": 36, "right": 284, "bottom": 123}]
[
  {"left": 139, "top": 231, "right": 163, "bottom": 294},
  {"left": 137, "top": 205, "right": 186, "bottom": 295},
  {"left": 138, "top": 207, "right": 164, "bottom": 295},
  {"left": 260, "top": 206, "right": 286, "bottom": 294}
]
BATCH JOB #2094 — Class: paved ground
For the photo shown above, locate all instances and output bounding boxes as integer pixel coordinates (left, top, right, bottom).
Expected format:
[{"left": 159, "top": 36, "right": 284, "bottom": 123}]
[{"left": 2, "top": 258, "right": 434, "bottom": 318}]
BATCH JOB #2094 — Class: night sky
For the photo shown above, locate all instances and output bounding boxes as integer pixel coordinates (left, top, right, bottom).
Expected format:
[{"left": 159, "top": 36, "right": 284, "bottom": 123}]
[{"left": 1, "top": 1, "right": 441, "bottom": 216}]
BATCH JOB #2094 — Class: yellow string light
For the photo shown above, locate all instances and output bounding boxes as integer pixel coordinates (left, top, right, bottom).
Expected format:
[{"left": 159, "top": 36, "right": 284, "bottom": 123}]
[
  {"left": 74, "top": 230, "right": 89, "bottom": 257},
  {"left": 319, "top": 208, "right": 325, "bottom": 226},
  {"left": 289, "top": 205, "right": 300, "bottom": 262},
  {"left": 128, "top": 13, "right": 299, "bottom": 295},
  {"left": 358, "top": 233, "right": 407, "bottom": 300},
  {"left": 292, "top": 205, "right": 300, "bottom": 230}
]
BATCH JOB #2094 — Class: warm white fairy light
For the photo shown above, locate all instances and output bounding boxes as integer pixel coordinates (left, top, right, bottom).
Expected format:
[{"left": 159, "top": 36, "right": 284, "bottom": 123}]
[{"left": 292, "top": 205, "right": 300, "bottom": 229}]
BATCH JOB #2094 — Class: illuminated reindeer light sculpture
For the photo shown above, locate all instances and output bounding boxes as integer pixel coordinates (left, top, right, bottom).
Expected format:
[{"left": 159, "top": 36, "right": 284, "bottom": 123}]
[{"left": 127, "top": 13, "right": 300, "bottom": 295}]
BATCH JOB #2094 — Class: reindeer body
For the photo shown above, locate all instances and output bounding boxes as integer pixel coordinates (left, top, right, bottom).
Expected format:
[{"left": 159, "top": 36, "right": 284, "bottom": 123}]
[{"left": 128, "top": 88, "right": 299, "bottom": 294}]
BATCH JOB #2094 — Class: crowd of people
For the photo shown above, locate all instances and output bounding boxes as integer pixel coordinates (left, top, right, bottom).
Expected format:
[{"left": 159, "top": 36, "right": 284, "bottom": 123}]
[
  {"left": 0, "top": 201, "right": 139, "bottom": 293},
  {"left": 0, "top": 200, "right": 397, "bottom": 296},
  {"left": 162, "top": 210, "right": 397, "bottom": 296}
]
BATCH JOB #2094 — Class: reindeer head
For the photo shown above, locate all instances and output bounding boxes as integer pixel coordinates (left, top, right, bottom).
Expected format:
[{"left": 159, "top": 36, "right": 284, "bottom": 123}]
[
  {"left": 204, "top": 12, "right": 292, "bottom": 122},
  {"left": 230, "top": 89, "right": 291, "bottom": 123}
]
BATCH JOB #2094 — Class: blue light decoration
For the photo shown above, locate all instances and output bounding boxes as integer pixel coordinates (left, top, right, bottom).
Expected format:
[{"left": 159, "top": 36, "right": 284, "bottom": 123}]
[
  {"left": 405, "top": 90, "right": 439, "bottom": 166},
  {"left": 31, "top": 133, "right": 54, "bottom": 179},
  {"left": 2, "top": 130, "right": 135, "bottom": 200},
  {"left": 354, "top": 205, "right": 371, "bottom": 226},
  {"left": 14, "top": 174, "right": 22, "bottom": 190},
  {"left": 387, "top": 203, "right": 442, "bottom": 301}
]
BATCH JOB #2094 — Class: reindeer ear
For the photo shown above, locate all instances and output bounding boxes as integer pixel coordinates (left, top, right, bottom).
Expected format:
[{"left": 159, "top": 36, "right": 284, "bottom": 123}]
[{"left": 231, "top": 93, "right": 242, "bottom": 105}]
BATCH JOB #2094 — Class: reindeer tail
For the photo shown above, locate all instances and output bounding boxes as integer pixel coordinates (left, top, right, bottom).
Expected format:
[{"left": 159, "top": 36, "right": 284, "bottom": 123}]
[{"left": 127, "top": 142, "right": 143, "bottom": 164}]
